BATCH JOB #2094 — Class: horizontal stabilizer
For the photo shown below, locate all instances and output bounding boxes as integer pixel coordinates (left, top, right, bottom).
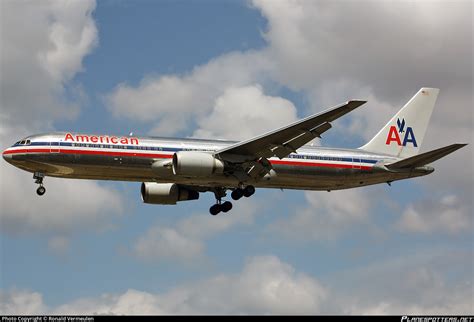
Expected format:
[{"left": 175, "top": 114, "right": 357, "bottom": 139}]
[{"left": 386, "top": 143, "right": 467, "bottom": 169}]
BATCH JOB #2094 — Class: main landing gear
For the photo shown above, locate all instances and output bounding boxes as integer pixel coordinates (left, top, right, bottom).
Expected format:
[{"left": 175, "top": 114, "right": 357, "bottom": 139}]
[
  {"left": 231, "top": 185, "right": 255, "bottom": 200},
  {"left": 34, "top": 172, "right": 46, "bottom": 196},
  {"left": 209, "top": 201, "right": 233, "bottom": 216},
  {"left": 209, "top": 185, "right": 255, "bottom": 216},
  {"left": 209, "top": 188, "right": 232, "bottom": 216}
]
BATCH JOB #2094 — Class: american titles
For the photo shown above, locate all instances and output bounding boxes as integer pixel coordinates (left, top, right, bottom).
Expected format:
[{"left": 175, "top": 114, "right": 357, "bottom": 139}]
[
  {"left": 385, "top": 118, "right": 417, "bottom": 147},
  {"left": 64, "top": 133, "right": 139, "bottom": 145}
]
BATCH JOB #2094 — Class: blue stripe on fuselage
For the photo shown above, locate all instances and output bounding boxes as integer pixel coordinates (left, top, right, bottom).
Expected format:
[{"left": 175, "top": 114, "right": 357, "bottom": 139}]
[{"left": 13, "top": 141, "right": 380, "bottom": 164}]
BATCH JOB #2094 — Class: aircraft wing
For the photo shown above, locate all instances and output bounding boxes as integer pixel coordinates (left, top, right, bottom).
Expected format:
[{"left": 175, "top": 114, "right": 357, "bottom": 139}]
[{"left": 216, "top": 100, "right": 367, "bottom": 162}]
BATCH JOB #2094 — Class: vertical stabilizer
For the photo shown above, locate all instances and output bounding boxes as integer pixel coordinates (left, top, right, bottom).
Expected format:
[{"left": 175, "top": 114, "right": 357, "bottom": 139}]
[{"left": 360, "top": 88, "right": 439, "bottom": 158}]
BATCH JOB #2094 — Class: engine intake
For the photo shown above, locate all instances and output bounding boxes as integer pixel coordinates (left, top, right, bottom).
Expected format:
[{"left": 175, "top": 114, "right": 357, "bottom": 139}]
[
  {"left": 172, "top": 152, "right": 224, "bottom": 177},
  {"left": 141, "top": 182, "right": 199, "bottom": 205}
]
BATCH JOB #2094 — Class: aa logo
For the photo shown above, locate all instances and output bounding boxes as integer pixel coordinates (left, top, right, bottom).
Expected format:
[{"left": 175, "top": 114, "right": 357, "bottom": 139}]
[{"left": 385, "top": 118, "right": 417, "bottom": 147}]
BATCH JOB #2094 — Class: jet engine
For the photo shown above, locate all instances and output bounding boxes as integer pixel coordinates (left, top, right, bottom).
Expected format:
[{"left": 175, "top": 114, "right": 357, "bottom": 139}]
[
  {"left": 141, "top": 182, "right": 199, "bottom": 205},
  {"left": 172, "top": 151, "right": 224, "bottom": 177}
]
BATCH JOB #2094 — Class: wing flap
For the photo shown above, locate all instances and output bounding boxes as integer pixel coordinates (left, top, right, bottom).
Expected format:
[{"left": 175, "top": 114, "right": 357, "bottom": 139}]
[
  {"left": 259, "top": 122, "right": 333, "bottom": 159},
  {"left": 283, "top": 121, "right": 332, "bottom": 150},
  {"left": 386, "top": 143, "right": 467, "bottom": 169}
]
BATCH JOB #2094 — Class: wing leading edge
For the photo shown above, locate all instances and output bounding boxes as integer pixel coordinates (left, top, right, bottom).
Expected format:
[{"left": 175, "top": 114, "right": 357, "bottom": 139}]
[{"left": 216, "top": 100, "right": 367, "bottom": 162}]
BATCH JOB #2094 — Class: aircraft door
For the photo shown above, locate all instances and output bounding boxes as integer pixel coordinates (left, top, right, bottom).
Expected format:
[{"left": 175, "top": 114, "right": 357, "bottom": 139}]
[
  {"left": 352, "top": 157, "right": 361, "bottom": 170},
  {"left": 50, "top": 139, "right": 61, "bottom": 153}
]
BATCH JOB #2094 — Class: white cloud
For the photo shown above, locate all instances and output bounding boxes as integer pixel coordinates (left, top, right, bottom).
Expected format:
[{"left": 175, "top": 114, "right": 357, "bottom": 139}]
[
  {"left": 250, "top": 0, "right": 473, "bottom": 155},
  {"left": 39, "top": 1, "right": 98, "bottom": 84},
  {"left": 134, "top": 227, "right": 205, "bottom": 262},
  {"left": 253, "top": 0, "right": 472, "bottom": 96},
  {"left": 269, "top": 188, "right": 374, "bottom": 241},
  {"left": 103, "top": 0, "right": 472, "bottom": 155},
  {"left": 0, "top": 160, "right": 124, "bottom": 235},
  {"left": 0, "top": 289, "right": 46, "bottom": 315},
  {"left": 1, "top": 0, "right": 98, "bottom": 128},
  {"left": 132, "top": 200, "right": 259, "bottom": 261},
  {"left": 2, "top": 250, "right": 471, "bottom": 315},
  {"left": 397, "top": 194, "right": 472, "bottom": 234},
  {"left": 0, "top": 1, "right": 127, "bottom": 239},
  {"left": 105, "top": 51, "right": 273, "bottom": 136},
  {"left": 192, "top": 85, "right": 298, "bottom": 140},
  {"left": 2, "top": 255, "right": 328, "bottom": 315},
  {"left": 54, "top": 289, "right": 166, "bottom": 315},
  {"left": 0, "top": 126, "right": 124, "bottom": 237},
  {"left": 248, "top": 0, "right": 472, "bottom": 241},
  {"left": 329, "top": 249, "right": 474, "bottom": 315}
]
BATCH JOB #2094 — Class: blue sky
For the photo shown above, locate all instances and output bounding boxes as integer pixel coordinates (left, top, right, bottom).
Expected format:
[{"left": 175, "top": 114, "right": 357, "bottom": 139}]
[{"left": 1, "top": 0, "right": 472, "bottom": 314}]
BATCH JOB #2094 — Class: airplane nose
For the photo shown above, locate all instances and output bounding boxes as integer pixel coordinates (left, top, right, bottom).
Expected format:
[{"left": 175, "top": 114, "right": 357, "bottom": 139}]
[{"left": 2, "top": 149, "right": 12, "bottom": 162}]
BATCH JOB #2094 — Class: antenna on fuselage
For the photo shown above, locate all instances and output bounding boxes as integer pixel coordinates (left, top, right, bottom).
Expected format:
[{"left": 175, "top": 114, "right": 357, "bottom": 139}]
[{"left": 129, "top": 132, "right": 134, "bottom": 136}]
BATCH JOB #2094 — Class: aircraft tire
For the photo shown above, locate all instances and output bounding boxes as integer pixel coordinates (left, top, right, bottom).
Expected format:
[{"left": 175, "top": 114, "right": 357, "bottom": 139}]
[
  {"left": 221, "top": 201, "right": 233, "bottom": 213},
  {"left": 210, "top": 204, "right": 221, "bottom": 216},
  {"left": 36, "top": 186, "right": 46, "bottom": 196},
  {"left": 231, "top": 189, "right": 244, "bottom": 200},
  {"left": 243, "top": 185, "right": 255, "bottom": 197}
]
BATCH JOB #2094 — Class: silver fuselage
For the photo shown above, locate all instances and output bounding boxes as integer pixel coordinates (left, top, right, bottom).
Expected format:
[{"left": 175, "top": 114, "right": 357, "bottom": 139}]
[{"left": 2, "top": 132, "right": 433, "bottom": 191}]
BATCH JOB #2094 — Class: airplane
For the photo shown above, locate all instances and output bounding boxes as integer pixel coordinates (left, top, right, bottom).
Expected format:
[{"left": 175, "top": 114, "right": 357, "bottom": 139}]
[{"left": 2, "top": 87, "right": 467, "bottom": 215}]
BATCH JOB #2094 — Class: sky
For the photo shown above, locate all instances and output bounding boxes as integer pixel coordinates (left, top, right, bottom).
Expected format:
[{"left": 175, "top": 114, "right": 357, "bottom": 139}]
[{"left": 0, "top": 0, "right": 473, "bottom": 315}]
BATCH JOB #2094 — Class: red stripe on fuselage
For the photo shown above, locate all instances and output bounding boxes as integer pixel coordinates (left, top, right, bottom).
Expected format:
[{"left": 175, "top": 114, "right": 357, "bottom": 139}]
[
  {"left": 3, "top": 148, "right": 373, "bottom": 170},
  {"left": 3, "top": 148, "right": 173, "bottom": 159},
  {"left": 271, "top": 160, "right": 372, "bottom": 170}
]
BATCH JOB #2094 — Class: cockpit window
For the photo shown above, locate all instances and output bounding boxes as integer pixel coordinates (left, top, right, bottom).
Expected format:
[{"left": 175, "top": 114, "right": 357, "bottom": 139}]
[{"left": 16, "top": 139, "right": 31, "bottom": 146}]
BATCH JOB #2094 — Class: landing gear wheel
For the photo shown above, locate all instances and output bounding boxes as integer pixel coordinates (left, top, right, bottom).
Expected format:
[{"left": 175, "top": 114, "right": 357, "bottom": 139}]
[
  {"left": 221, "top": 201, "right": 233, "bottom": 213},
  {"left": 243, "top": 185, "right": 255, "bottom": 197},
  {"left": 33, "top": 172, "right": 46, "bottom": 196},
  {"left": 210, "top": 204, "right": 221, "bottom": 216},
  {"left": 36, "top": 186, "right": 46, "bottom": 196},
  {"left": 231, "top": 189, "right": 244, "bottom": 200}
]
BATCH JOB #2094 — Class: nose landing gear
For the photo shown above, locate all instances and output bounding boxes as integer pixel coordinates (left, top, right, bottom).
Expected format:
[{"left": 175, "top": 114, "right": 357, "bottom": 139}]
[
  {"left": 34, "top": 172, "right": 46, "bottom": 196},
  {"left": 36, "top": 186, "right": 46, "bottom": 196}
]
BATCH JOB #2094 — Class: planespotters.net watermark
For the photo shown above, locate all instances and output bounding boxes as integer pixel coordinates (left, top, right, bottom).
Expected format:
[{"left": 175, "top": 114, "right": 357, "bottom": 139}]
[{"left": 402, "top": 317, "right": 474, "bottom": 322}]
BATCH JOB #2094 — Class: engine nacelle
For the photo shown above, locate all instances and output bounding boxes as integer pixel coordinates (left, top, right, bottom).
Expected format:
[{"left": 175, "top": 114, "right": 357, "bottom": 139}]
[
  {"left": 172, "top": 152, "right": 224, "bottom": 177},
  {"left": 141, "top": 182, "right": 199, "bottom": 205}
]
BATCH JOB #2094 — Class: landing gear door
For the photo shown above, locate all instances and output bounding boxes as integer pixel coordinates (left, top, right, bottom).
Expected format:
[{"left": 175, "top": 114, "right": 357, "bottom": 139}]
[{"left": 50, "top": 139, "right": 60, "bottom": 153}]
